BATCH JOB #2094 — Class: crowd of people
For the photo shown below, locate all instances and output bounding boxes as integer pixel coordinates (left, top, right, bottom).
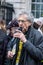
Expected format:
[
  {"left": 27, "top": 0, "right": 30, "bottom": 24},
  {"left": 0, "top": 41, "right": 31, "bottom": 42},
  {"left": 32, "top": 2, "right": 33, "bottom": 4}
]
[{"left": 0, "top": 11, "right": 43, "bottom": 65}]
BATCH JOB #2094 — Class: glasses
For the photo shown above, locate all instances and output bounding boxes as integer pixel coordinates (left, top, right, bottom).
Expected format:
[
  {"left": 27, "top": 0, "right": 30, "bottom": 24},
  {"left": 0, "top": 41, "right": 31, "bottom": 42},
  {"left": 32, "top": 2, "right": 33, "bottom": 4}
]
[{"left": 18, "top": 20, "right": 27, "bottom": 23}]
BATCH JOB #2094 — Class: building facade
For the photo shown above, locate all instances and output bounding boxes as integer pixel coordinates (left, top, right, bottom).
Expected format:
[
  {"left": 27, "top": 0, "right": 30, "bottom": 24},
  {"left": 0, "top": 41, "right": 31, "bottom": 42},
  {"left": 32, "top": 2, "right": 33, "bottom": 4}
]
[
  {"left": 6, "top": 0, "right": 31, "bottom": 19},
  {"left": 0, "top": 0, "right": 14, "bottom": 25},
  {"left": 5, "top": 0, "right": 43, "bottom": 18},
  {"left": 1, "top": 0, "right": 43, "bottom": 19}
]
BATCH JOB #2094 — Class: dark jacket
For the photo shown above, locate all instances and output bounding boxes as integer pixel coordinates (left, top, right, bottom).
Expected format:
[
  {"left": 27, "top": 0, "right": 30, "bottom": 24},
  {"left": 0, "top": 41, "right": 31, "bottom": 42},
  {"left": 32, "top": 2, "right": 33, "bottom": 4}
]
[
  {"left": 6, "top": 26, "right": 43, "bottom": 65},
  {"left": 0, "top": 29, "right": 8, "bottom": 65}
]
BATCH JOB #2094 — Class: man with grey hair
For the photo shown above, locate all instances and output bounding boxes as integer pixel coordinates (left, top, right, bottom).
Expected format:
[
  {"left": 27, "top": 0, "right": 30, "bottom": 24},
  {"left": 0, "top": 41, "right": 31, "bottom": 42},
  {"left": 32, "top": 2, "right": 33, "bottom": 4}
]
[
  {"left": 16, "top": 11, "right": 34, "bottom": 23},
  {"left": 7, "top": 11, "right": 43, "bottom": 65}
]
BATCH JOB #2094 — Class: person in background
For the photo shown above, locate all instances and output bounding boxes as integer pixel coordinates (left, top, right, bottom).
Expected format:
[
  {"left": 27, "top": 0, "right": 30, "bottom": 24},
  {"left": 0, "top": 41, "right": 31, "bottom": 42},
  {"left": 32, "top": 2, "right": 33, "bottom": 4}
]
[
  {"left": 6, "top": 19, "right": 19, "bottom": 42},
  {"left": 0, "top": 20, "right": 8, "bottom": 65},
  {"left": 33, "top": 18, "right": 41, "bottom": 29},
  {"left": 33, "top": 22, "right": 40, "bottom": 29},
  {"left": 38, "top": 24, "right": 43, "bottom": 35},
  {"left": 37, "top": 17, "right": 43, "bottom": 35},
  {"left": 4, "top": 19, "right": 19, "bottom": 65},
  {"left": 11, "top": 11, "right": 43, "bottom": 65},
  {"left": 33, "top": 17, "right": 43, "bottom": 36}
]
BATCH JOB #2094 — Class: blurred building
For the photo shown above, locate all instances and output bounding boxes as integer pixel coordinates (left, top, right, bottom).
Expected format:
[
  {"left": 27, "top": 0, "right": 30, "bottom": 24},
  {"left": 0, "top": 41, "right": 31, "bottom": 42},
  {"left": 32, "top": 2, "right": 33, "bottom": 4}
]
[
  {"left": 0, "top": 0, "right": 14, "bottom": 25},
  {"left": 0, "top": 0, "right": 43, "bottom": 24},
  {"left": 5, "top": 0, "right": 43, "bottom": 18},
  {"left": 5, "top": 0, "right": 31, "bottom": 19},
  {"left": 31, "top": 0, "right": 43, "bottom": 18}
]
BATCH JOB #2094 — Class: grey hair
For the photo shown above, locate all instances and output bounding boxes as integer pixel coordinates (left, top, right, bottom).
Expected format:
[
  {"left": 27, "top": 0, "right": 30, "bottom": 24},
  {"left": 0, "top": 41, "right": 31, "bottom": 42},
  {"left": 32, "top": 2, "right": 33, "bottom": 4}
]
[{"left": 16, "top": 11, "right": 34, "bottom": 23}]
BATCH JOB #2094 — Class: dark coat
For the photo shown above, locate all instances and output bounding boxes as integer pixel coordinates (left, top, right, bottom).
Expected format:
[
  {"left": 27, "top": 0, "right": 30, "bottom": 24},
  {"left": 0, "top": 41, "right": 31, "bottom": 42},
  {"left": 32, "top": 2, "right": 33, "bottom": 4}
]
[
  {"left": 6, "top": 26, "right": 43, "bottom": 65},
  {"left": 0, "top": 29, "right": 8, "bottom": 65}
]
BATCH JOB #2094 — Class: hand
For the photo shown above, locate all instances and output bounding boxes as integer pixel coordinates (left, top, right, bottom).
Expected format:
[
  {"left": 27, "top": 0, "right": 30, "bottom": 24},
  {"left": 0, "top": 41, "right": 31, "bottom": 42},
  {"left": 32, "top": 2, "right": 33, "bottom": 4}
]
[
  {"left": 13, "top": 30, "right": 27, "bottom": 43},
  {"left": 7, "top": 51, "right": 14, "bottom": 59}
]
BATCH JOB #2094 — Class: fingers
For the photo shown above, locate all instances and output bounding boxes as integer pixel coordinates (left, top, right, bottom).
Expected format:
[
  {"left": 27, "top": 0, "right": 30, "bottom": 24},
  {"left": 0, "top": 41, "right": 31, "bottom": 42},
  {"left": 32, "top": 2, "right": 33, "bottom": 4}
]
[
  {"left": 15, "top": 29, "right": 21, "bottom": 33},
  {"left": 7, "top": 51, "right": 14, "bottom": 59}
]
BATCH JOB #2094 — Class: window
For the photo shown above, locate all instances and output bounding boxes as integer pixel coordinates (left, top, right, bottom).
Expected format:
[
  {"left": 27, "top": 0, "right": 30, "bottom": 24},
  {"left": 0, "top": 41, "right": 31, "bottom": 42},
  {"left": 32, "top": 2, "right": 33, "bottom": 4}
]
[
  {"left": 36, "top": 4, "right": 40, "bottom": 10},
  {"left": 41, "top": 0, "right": 43, "bottom": 2},
  {"left": 31, "top": 0, "right": 43, "bottom": 18},
  {"left": 37, "top": 0, "right": 40, "bottom": 2},
  {"left": 6, "top": 9, "right": 12, "bottom": 25},
  {"left": 32, "top": 0, "right": 35, "bottom": 2}
]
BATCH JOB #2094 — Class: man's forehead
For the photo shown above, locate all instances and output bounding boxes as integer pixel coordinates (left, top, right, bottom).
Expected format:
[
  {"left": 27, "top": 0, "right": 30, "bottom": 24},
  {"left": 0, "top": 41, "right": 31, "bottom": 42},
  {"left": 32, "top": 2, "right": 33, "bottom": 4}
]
[{"left": 18, "top": 14, "right": 28, "bottom": 20}]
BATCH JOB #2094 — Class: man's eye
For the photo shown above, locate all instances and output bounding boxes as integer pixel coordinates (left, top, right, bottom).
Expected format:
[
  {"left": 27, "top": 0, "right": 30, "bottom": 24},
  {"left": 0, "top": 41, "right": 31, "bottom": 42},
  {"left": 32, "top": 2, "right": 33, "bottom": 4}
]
[{"left": 18, "top": 20, "right": 25, "bottom": 22}]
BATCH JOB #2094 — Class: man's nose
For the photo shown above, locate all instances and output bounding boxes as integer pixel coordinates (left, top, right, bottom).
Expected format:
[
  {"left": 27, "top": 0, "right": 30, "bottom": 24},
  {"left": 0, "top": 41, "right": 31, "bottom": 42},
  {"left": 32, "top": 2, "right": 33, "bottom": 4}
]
[{"left": 19, "top": 21, "right": 23, "bottom": 26}]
